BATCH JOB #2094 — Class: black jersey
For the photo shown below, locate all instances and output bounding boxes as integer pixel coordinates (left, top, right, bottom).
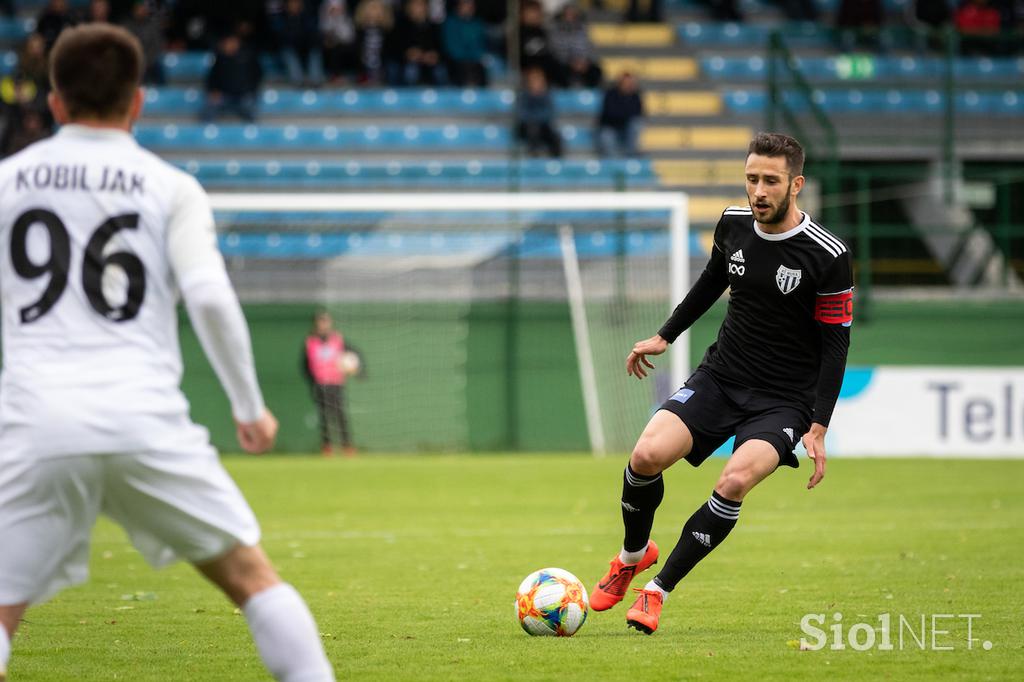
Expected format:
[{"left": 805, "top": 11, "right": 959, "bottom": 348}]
[{"left": 659, "top": 206, "right": 853, "bottom": 421}]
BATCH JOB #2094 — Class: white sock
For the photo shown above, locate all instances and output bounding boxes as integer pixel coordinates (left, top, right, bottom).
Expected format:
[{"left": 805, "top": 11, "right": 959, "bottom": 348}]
[
  {"left": 619, "top": 542, "right": 647, "bottom": 565},
  {"left": 0, "top": 624, "right": 9, "bottom": 673},
  {"left": 644, "top": 580, "right": 669, "bottom": 601},
  {"left": 243, "top": 583, "right": 335, "bottom": 682}
]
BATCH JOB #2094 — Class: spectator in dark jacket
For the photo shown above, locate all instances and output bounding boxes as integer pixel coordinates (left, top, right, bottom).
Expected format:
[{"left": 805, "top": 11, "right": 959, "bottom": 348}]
[
  {"left": 596, "top": 72, "right": 643, "bottom": 158},
  {"left": 516, "top": 67, "right": 561, "bottom": 158},
  {"left": 321, "top": 0, "right": 358, "bottom": 81},
  {"left": 519, "top": 0, "right": 559, "bottom": 85},
  {"left": 201, "top": 32, "right": 263, "bottom": 122},
  {"left": 37, "top": 0, "right": 77, "bottom": 50},
  {"left": 387, "top": 0, "right": 444, "bottom": 85},
  {"left": 122, "top": 1, "right": 166, "bottom": 85},
  {"left": 550, "top": 4, "right": 602, "bottom": 88},
  {"left": 272, "top": 0, "right": 325, "bottom": 87},
  {"left": 837, "top": 0, "right": 889, "bottom": 51},
  {"left": 626, "top": 0, "right": 663, "bottom": 22},
  {"left": 442, "top": 0, "right": 487, "bottom": 86},
  {"left": 354, "top": 0, "right": 392, "bottom": 84}
]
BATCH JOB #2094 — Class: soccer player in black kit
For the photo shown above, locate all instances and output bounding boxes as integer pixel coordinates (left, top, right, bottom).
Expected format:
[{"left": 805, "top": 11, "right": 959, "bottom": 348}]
[{"left": 589, "top": 133, "right": 853, "bottom": 634}]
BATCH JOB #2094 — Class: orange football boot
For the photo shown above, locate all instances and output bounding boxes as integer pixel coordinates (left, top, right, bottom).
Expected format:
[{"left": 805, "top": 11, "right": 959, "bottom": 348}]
[
  {"left": 626, "top": 587, "right": 664, "bottom": 635},
  {"left": 589, "top": 540, "right": 659, "bottom": 611}
]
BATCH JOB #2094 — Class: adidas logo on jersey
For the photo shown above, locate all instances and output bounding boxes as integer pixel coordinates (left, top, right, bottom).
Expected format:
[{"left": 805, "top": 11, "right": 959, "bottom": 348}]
[
  {"left": 622, "top": 501, "right": 640, "bottom": 513},
  {"left": 730, "top": 249, "right": 745, "bottom": 263},
  {"left": 692, "top": 531, "right": 712, "bottom": 548},
  {"left": 783, "top": 427, "right": 795, "bottom": 442}
]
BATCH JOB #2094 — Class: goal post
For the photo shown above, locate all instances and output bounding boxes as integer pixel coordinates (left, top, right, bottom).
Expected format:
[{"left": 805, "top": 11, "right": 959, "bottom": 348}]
[{"left": 208, "top": 191, "right": 690, "bottom": 454}]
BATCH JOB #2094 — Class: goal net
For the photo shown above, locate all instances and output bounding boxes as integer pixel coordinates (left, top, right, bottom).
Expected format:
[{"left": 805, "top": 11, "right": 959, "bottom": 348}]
[{"left": 208, "top": 192, "right": 690, "bottom": 454}]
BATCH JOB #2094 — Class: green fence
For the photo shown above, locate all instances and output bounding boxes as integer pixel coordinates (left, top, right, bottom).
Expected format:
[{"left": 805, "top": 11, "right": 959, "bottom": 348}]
[{"left": 178, "top": 298, "right": 1024, "bottom": 454}]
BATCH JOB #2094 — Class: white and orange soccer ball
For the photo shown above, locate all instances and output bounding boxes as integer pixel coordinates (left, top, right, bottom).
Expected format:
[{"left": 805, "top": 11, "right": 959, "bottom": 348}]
[{"left": 515, "top": 568, "right": 588, "bottom": 637}]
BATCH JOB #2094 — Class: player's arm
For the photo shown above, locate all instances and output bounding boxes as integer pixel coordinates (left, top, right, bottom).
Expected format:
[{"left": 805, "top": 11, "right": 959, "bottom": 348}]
[
  {"left": 167, "top": 174, "right": 277, "bottom": 453},
  {"left": 803, "top": 253, "right": 854, "bottom": 489},
  {"left": 627, "top": 234, "right": 729, "bottom": 379}
]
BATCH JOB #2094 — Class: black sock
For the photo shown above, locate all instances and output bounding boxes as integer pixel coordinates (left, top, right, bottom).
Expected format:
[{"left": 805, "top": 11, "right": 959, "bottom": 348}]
[
  {"left": 621, "top": 464, "right": 664, "bottom": 554},
  {"left": 653, "top": 491, "right": 741, "bottom": 592}
]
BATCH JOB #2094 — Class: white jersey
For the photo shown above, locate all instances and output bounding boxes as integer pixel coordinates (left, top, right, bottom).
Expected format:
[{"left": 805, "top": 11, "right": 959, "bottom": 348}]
[{"left": 0, "top": 125, "right": 249, "bottom": 458}]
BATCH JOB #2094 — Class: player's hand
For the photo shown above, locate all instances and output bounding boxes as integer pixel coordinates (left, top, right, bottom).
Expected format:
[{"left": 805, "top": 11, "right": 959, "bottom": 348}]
[
  {"left": 626, "top": 335, "right": 669, "bottom": 380},
  {"left": 235, "top": 409, "right": 279, "bottom": 454},
  {"left": 802, "top": 423, "right": 828, "bottom": 490}
]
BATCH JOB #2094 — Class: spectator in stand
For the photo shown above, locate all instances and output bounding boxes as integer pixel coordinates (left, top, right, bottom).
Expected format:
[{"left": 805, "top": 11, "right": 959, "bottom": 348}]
[
  {"left": 703, "top": 0, "right": 742, "bottom": 21},
  {"left": 836, "top": 0, "right": 888, "bottom": 51},
  {"left": 907, "top": 0, "right": 952, "bottom": 52},
  {"left": 354, "top": 0, "right": 393, "bottom": 84},
  {"left": 519, "top": 0, "right": 559, "bottom": 86},
  {"left": 595, "top": 71, "right": 643, "bottom": 158},
  {"left": 37, "top": 0, "right": 76, "bottom": 50},
  {"left": 550, "top": 3, "right": 602, "bottom": 88},
  {"left": 201, "top": 30, "right": 263, "bottom": 123},
  {"left": 771, "top": 0, "right": 818, "bottom": 21},
  {"left": 387, "top": 0, "right": 444, "bottom": 85},
  {"left": 443, "top": 0, "right": 488, "bottom": 86},
  {"left": 626, "top": 0, "right": 663, "bottom": 22},
  {"left": 516, "top": 66, "right": 562, "bottom": 158},
  {"left": 82, "top": 0, "right": 111, "bottom": 23},
  {"left": 1, "top": 105, "right": 49, "bottom": 156},
  {"left": 0, "top": 62, "right": 52, "bottom": 157},
  {"left": 123, "top": 1, "right": 166, "bottom": 85},
  {"left": 271, "top": 0, "right": 325, "bottom": 87},
  {"left": 321, "top": 0, "right": 359, "bottom": 82},
  {"left": 955, "top": 0, "right": 1005, "bottom": 53},
  {"left": 16, "top": 33, "right": 49, "bottom": 94}
]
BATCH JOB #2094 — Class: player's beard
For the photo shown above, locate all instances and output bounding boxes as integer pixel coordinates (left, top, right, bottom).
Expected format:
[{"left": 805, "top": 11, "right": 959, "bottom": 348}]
[{"left": 749, "top": 183, "right": 792, "bottom": 225}]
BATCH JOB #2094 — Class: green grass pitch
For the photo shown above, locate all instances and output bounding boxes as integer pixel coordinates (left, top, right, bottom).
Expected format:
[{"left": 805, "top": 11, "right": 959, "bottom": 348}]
[{"left": 9, "top": 455, "right": 1023, "bottom": 680}]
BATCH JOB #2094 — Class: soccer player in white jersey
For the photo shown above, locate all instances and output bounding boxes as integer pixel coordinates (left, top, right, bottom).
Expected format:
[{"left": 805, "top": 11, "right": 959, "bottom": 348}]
[{"left": 0, "top": 25, "right": 334, "bottom": 681}]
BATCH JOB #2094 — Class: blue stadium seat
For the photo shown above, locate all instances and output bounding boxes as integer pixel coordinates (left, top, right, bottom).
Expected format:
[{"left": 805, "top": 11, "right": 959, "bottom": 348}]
[
  {"left": 722, "top": 87, "right": 1024, "bottom": 114},
  {"left": 178, "top": 159, "right": 656, "bottom": 189},
  {"left": 214, "top": 224, "right": 696, "bottom": 260},
  {"left": 142, "top": 86, "right": 601, "bottom": 117},
  {"left": 702, "top": 56, "right": 1024, "bottom": 82},
  {"left": 135, "top": 123, "right": 599, "bottom": 151}
]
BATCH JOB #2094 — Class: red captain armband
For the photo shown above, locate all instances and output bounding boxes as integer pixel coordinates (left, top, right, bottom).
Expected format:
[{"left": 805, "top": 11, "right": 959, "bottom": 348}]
[{"left": 814, "top": 289, "right": 854, "bottom": 325}]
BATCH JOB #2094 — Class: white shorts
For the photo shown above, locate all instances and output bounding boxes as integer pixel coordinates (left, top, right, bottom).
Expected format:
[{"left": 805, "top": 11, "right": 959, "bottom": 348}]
[{"left": 0, "top": 450, "right": 260, "bottom": 605}]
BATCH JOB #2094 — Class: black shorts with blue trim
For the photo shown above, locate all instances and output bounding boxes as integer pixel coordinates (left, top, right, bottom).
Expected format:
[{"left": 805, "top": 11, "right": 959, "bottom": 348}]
[{"left": 658, "top": 368, "right": 811, "bottom": 468}]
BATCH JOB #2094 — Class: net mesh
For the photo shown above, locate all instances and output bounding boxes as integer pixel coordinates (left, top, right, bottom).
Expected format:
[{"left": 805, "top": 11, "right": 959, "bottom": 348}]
[{"left": 213, "top": 197, "right": 686, "bottom": 452}]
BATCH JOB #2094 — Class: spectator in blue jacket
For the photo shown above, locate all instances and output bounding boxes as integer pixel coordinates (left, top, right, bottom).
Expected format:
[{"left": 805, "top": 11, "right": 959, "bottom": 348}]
[
  {"left": 516, "top": 66, "right": 562, "bottom": 158},
  {"left": 596, "top": 71, "right": 643, "bottom": 158},
  {"left": 443, "top": 0, "right": 488, "bottom": 86}
]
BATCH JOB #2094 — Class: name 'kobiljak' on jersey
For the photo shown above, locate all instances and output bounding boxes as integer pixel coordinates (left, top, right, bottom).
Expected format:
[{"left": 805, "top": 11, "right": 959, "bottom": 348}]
[{"left": 0, "top": 125, "right": 226, "bottom": 458}]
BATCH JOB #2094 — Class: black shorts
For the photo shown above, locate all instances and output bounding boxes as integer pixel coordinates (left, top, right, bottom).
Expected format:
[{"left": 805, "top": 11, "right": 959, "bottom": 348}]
[{"left": 658, "top": 368, "right": 811, "bottom": 469}]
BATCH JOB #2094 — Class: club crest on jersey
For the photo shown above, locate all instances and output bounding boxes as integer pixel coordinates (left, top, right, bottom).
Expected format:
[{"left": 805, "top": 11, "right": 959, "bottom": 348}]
[{"left": 775, "top": 265, "right": 802, "bottom": 294}]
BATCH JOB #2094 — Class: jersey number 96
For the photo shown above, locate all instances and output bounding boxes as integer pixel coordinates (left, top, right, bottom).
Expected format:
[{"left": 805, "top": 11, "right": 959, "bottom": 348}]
[{"left": 10, "top": 208, "right": 146, "bottom": 323}]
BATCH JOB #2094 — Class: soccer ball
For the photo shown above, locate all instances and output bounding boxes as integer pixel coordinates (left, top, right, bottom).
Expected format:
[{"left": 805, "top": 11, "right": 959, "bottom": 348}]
[
  {"left": 339, "top": 350, "right": 361, "bottom": 376},
  {"left": 515, "top": 568, "right": 588, "bottom": 637}
]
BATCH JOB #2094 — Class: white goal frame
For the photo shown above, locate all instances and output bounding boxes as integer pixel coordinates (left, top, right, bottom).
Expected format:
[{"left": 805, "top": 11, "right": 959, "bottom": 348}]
[{"left": 209, "top": 191, "right": 690, "bottom": 455}]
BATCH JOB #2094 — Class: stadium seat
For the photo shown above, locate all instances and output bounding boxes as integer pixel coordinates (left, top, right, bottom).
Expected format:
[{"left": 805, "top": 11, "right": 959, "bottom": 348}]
[{"left": 178, "top": 158, "right": 659, "bottom": 189}]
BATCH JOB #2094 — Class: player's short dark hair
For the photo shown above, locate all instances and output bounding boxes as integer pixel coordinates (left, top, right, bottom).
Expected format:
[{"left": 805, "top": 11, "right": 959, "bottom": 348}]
[
  {"left": 747, "top": 132, "right": 805, "bottom": 177},
  {"left": 49, "top": 24, "right": 144, "bottom": 121}
]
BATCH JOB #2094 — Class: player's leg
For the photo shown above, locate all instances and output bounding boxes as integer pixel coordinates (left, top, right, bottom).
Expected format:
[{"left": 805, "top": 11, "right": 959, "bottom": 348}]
[
  {"left": 314, "top": 384, "right": 332, "bottom": 455},
  {"left": 0, "top": 455, "right": 104, "bottom": 676},
  {"left": 195, "top": 544, "right": 335, "bottom": 682},
  {"left": 102, "top": 450, "right": 334, "bottom": 682},
  {"left": 627, "top": 439, "right": 780, "bottom": 634},
  {"left": 0, "top": 603, "right": 26, "bottom": 678},
  {"left": 335, "top": 386, "right": 355, "bottom": 455},
  {"left": 590, "top": 410, "right": 695, "bottom": 612}
]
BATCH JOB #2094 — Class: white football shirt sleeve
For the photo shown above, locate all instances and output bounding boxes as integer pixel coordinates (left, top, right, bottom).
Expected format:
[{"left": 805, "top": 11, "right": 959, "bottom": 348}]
[{"left": 167, "top": 174, "right": 266, "bottom": 423}]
